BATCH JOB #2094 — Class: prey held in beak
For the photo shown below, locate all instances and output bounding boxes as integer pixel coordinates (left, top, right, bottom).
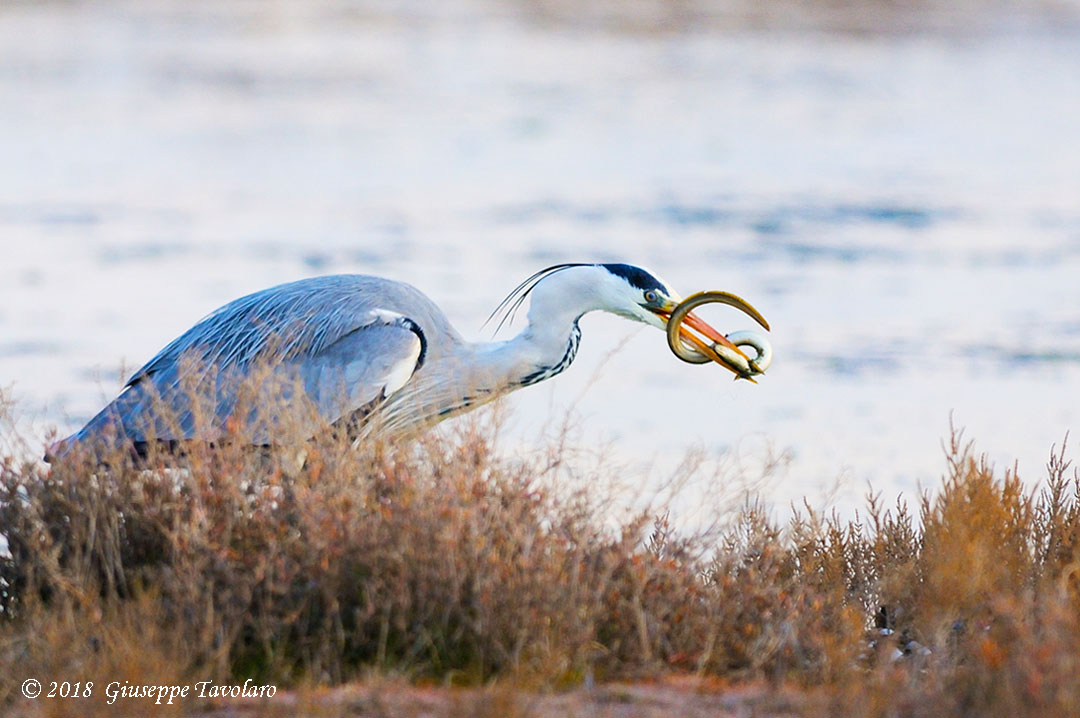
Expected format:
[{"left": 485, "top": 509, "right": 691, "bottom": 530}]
[{"left": 660, "top": 291, "right": 773, "bottom": 382}]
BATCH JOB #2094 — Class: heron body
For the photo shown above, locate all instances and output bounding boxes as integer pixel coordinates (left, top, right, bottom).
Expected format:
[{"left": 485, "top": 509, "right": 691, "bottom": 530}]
[{"left": 49, "top": 263, "right": 771, "bottom": 460}]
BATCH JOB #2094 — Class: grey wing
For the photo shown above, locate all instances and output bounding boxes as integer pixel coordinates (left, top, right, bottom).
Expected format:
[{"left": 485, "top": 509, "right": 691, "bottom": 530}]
[
  {"left": 125, "top": 276, "right": 414, "bottom": 388},
  {"left": 62, "top": 314, "right": 424, "bottom": 449},
  {"left": 60, "top": 278, "right": 434, "bottom": 451},
  {"left": 290, "top": 319, "right": 425, "bottom": 431}
]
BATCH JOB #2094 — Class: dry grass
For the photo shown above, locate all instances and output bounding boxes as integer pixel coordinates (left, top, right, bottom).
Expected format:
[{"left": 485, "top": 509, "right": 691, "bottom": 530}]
[{"left": 2, "top": 386, "right": 1080, "bottom": 717}]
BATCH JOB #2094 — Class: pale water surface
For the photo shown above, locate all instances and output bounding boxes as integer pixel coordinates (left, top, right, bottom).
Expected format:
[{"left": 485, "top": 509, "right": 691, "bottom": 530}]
[{"left": 3, "top": 1, "right": 1080, "bottom": 516}]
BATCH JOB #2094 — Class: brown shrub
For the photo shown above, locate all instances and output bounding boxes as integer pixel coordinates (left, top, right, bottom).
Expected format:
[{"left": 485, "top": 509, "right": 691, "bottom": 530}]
[{"left": 2, "top": 391, "right": 1080, "bottom": 717}]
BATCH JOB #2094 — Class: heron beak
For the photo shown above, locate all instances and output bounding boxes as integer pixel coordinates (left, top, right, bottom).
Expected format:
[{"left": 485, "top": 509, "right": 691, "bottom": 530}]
[
  {"left": 648, "top": 305, "right": 756, "bottom": 378},
  {"left": 648, "top": 290, "right": 771, "bottom": 380},
  {"left": 655, "top": 308, "right": 750, "bottom": 358}
]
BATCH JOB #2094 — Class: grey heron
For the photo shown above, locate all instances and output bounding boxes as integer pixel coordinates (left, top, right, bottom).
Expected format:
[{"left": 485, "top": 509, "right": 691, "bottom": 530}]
[{"left": 46, "top": 263, "right": 771, "bottom": 461}]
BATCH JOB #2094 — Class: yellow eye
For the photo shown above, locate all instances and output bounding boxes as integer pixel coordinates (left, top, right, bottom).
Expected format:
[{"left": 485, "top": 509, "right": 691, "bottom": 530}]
[{"left": 644, "top": 290, "right": 658, "bottom": 303}]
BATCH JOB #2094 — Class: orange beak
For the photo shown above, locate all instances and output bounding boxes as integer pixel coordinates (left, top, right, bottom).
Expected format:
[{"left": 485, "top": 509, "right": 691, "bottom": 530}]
[
  {"left": 654, "top": 309, "right": 753, "bottom": 364},
  {"left": 652, "top": 290, "right": 771, "bottom": 381}
]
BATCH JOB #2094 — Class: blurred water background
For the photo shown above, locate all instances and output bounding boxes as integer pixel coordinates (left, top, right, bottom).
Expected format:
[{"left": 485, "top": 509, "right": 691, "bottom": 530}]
[{"left": 2, "top": 0, "right": 1080, "bottom": 516}]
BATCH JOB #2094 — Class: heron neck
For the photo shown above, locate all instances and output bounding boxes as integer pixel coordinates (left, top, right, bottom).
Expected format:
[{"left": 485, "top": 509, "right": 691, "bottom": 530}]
[
  {"left": 469, "top": 313, "right": 583, "bottom": 392},
  {"left": 372, "top": 307, "right": 587, "bottom": 436}
]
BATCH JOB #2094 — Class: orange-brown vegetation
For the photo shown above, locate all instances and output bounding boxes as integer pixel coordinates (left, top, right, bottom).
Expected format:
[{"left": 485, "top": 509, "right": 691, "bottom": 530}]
[{"left": 1, "top": 393, "right": 1079, "bottom": 717}]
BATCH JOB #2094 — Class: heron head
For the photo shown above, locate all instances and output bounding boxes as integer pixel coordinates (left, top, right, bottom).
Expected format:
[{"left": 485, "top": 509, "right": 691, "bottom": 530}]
[
  {"left": 597, "top": 263, "right": 772, "bottom": 378},
  {"left": 490, "top": 262, "right": 677, "bottom": 332},
  {"left": 589, "top": 263, "right": 679, "bottom": 327},
  {"left": 490, "top": 262, "right": 771, "bottom": 379}
]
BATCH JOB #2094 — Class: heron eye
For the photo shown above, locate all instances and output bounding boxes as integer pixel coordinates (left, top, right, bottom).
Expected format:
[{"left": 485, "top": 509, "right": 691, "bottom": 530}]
[{"left": 644, "top": 290, "right": 658, "bottom": 304}]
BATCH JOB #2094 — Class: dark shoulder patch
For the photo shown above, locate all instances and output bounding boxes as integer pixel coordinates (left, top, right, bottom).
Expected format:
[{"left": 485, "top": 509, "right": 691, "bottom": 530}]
[
  {"left": 394, "top": 316, "right": 428, "bottom": 372},
  {"left": 601, "top": 263, "right": 667, "bottom": 293}
]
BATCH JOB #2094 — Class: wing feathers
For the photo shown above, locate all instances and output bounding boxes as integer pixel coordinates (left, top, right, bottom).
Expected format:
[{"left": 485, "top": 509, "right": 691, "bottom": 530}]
[{"left": 69, "top": 304, "right": 425, "bottom": 448}]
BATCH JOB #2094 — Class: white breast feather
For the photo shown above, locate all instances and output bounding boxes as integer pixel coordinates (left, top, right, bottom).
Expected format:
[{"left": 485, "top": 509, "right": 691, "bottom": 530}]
[{"left": 384, "top": 333, "right": 422, "bottom": 396}]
